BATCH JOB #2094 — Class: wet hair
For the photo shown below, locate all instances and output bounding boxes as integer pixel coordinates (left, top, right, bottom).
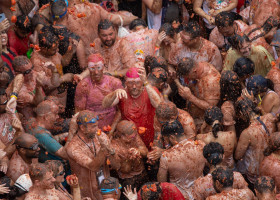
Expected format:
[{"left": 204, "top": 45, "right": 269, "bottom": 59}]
[
  {"left": 12, "top": 56, "right": 30, "bottom": 72},
  {"left": 29, "top": 163, "right": 51, "bottom": 182},
  {"left": 148, "top": 67, "right": 168, "bottom": 86},
  {"left": 203, "top": 142, "right": 224, "bottom": 166},
  {"left": 159, "top": 23, "right": 175, "bottom": 37},
  {"left": 183, "top": 21, "right": 201, "bottom": 39},
  {"left": 38, "top": 25, "right": 58, "bottom": 49},
  {"left": 129, "top": 18, "right": 147, "bottom": 30},
  {"left": 14, "top": 133, "right": 37, "bottom": 149},
  {"left": 228, "top": 34, "right": 250, "bottom": 50},
  {"left": 212, "top": 167, "right": 234, "bottom": 188},
  {"left": 220, "top": 71, "right": 242, "bottom": 103},
  {"left": 100, "top": 177, "right": 119, "bottom": 194},
  {"left": 15, "top": 15, "right": 32, "bottom": 33},
  {"left": 215, "top": 11, "right": 243, "bottom": 28},
  {"left": 235, "top": 97, "right": 261, "bottom": 124},
  {"left": 155, "top": 101, "right": 178, "bottom": 120},
  {"left": 161, "top": 119, "right": 184, "bottom": 137},
  {"left": 164, "top": 2, "right": 180, "bottom": 24},
  {"left": 98, "top": 19, "right": 114, "bottom": 33},
  {"left": 255, "top": 176, "right": 275, "bottom": 194},
  {"left": 51, "top": 0, "right": 67, "bottom": 17},
  {"left": 177, "top": 57, "right": 196, "bottom": 76},
  {"left": 264, "top": 132, "right": 280, "bottom": 156},
  {"left": 140, "top": 182, "right": 162, "bottom": 200},
  {"left": 144, "top": 56, "right": 168, "bottom": 74},
  {"left": 116, "top": 120, "right": 135, "bottom": 136},
  {"left": 45, "top": 160, "right": 63, "bottom": 178},
  {"left": 204, "top": 107, "right": 224, "bottom": 138},
  {"left": 246, "top": 75, "right": 274, "bottom": 96},
  {"left": 233, "top": 57, "right": 255, "bottom": 79}
]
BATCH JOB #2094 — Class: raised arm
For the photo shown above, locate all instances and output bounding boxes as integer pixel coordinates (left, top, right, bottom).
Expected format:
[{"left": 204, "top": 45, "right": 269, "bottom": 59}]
[{"left": 102, "top": 89, "right": 127, "bottom": 108}]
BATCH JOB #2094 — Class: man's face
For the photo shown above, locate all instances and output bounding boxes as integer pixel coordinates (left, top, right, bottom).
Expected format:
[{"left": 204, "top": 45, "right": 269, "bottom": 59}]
[
  {"left": 0, "top": 92, "right": 8, "bottom": 114},
  {"left": 41, "top": 171, "right": 56, "bottom": 190},
  {"left": 88, "top": 61, "right": 104, "bottom": 82},
  {"left": 15, "top": 26, "right": 30, "bottom": 38},
  {"left": 125, "top": 79, "right": 143, "bottom": 98},
  {"left": 99, "top": 27, "right": 116, "bottom": 47},
  {"left": 180, "top": 31, "right": 197, "bottom": 47},
  {"left": 23, "top": 139, "right": 40, "bottom": 159},
  {"left": 42, "top": 41, "right": 58, "bottom": 57},
  {"left": 16, "top": 62, "right": 34, "bottom": 79},
  {"left": 81, "top": 117, "right": 99, "bottom": 139},
  {"left": 133, "top": 25, "right": 145, "bottom": 32},
  {"left": 45, "top": 104, "right": 60, "bottom": 126},
  {"left": 121, "top": 128, "right": 137, "bottom": 143},
  {"left": 1, "top": 32, "right": 8, "bottom": 47},
  {"left": 240, "top": 40, "right": 251, "bottom": 57}
]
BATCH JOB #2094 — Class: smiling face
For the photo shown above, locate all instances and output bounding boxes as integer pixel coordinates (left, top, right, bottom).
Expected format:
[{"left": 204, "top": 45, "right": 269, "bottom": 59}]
[{"left": 1, "top": 32, "right": 8, "bottom": 47}]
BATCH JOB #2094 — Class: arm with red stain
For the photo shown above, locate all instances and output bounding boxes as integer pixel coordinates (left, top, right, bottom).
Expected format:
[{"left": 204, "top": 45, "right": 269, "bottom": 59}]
[{"left": 234, "top": 129, "right": 251, "bottom": 160}]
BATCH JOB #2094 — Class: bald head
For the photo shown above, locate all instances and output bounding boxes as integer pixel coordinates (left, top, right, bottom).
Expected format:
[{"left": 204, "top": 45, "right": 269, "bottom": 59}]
[
  {"left": 116, "top": 120, "right": 135, "bottom": 135},
  {"left": 35, "top": 100, "right": 58, "bottom": 116},
  {"left": 14, "top": 133, "right": 37, "bottom": 148}
]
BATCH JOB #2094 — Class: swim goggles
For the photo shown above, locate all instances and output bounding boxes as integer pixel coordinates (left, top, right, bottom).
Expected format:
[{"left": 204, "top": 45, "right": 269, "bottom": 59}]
[
  {"left": 101, "top": 184, "right": 122, "bottom": 194},
  {"left": 52, "top": 0, "right": 69, "bottom": 19},
  {"left": 77, "top": 116, "right": 99, "bottom": 125}
]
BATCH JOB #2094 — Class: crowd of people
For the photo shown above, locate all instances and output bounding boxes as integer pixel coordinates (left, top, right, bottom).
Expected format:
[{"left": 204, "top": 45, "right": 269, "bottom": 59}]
[{"left": 0, "top": 0, "right": 280, "bottom": 199}]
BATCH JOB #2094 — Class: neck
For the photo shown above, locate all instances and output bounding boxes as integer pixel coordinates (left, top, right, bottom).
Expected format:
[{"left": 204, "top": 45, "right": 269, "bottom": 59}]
[
  {"left": 77, "top": 130, "right": 92, "bottom": 142},
  {"left": 2, "top": 46, "right": 8, "bottom": 53},
  {"left": 250, "top": 112, "right": 259, "bottom": 121},
  {"left": 209, "top": 164, "right": 223, "bottom": 173},
  {"left": 189, "top": 37, "right": 202, "bottom": 51},
  {"left": 258, "top": 193, "right": 276, "bottom": 200},
  {"left": 20, "top": 153, "right": 33, "bottom": 165},
  {"left": 221, "top": 186, "right": 233, "bottom": 192},
  {"left": 36, "top": 117, "right": 48, "bottom": 129}
]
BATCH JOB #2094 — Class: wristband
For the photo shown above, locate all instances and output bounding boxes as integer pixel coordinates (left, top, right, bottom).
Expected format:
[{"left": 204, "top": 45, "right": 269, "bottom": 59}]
[
  {"left": 114, "top": 71, "right": 118, "bottom": 76},
  {"left": 10, "top": 95, "right": 18, "bottom": 100},
  {"left": 163, "top": 94, "right": 168, "bottom": 98},
  {"left": 11, "top": 92, "right": 18, "bottom": 98},
  {"left": 144, "top": 81, "right": 149, "bottom": 86}
]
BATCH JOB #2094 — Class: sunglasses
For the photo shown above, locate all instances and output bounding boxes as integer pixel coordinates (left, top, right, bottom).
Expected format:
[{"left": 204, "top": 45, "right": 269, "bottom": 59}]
[
  {"left": 14, "top": 65, "right": 34, "bottom": 75},
  {"left": 56, "top": 170, "right": 65, "bottom": 177},
  {"left": 0, "top": 93, "right": 8, "bottom": 105},
  {"left": 17, "top": 143, "right": 39, "bottom": 151}
]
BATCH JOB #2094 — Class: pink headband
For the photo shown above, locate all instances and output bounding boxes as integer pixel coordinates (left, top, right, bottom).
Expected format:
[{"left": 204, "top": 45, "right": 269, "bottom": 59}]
[
  {"left": 88, "top": 53, "right": 104, "bottom": 63},
  {"left": 126, "top": 67, "right": 139, "bottom": 79}
]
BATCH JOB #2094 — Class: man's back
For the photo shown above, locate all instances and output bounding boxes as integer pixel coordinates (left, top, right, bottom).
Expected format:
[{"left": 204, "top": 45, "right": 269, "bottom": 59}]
[
  {"left": 159, "top": 139, "right": 205, "bottom": 198},
  {"left": 206, "top": 188, "right": 256, "bottom": 200}
]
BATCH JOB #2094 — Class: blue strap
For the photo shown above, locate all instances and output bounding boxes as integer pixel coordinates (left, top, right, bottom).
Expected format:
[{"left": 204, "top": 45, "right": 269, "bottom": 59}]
[{"left": 256, "top": 116, "right": 270, "bottom": 136}]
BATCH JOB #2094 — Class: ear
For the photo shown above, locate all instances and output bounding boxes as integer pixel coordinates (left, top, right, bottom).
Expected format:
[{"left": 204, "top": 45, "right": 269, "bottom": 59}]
[{"left": 80, "top": 124, "right": 86, "bottom": 132}]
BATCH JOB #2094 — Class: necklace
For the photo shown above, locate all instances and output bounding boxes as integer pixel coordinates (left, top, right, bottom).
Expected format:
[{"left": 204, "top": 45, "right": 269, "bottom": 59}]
[
  {"left": 58, "top": 185, "right": 73, "bottom": 200},
  {"left": 78, "top": 134, "right": 96, "bottom": 157}
]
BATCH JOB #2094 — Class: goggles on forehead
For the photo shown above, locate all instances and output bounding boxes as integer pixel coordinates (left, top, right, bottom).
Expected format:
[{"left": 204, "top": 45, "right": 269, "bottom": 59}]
[
  {"left": 77, "top": 116, "right": 99, "bottom": 125},
  {"left": 52, "top": 0, "right": 69, "bottom": 19},
  {"left": 101, "top": 184, "right": 122, "bottom": 194}
]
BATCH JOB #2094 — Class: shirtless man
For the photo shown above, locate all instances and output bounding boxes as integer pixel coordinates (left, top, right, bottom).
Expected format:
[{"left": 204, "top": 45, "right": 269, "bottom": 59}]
[
  {"left": 111, "top": 120, "right": 148, "bottom": 190},
  {"left": 102, "top": 66, "right": 161, "bottom": 150},
  {"left": 125, "top": 18, "right": 158, "bottom": 59},
  {"left": 168, "top": 21, "right": 222, "bottom": 72},
  {"left": 6, "top": 133, "right": 39, "bottom": 182},
  {"left": 24, "top": 163, "right": 59, "bottom": 200},
  {"left": 192, "top": 142, "right": 248, "bottom": 200},
  {"left": 176, "top": 58, "right": 221, "bottom": 130},
  {"left": 66, "top": 110, "right": 119, "bottom": 200},
  {"left": 260, "top": 132, "right": 280, "bottom": 194},
  {"left": 266, "top": 63, "right": 280, "bottom": 97},
  {"left": 255, "top": 176, "right": 277, "bottom": 200},
  {"left": 249, "top": 0, "right": 280, "bottom": 42},
  {"left": 206, "top": 167, "right": 256, "bottom": 200},
  {"left": 25, "top": 100, "right": 69, "bottom": 162},
  {"left": 6, "top": 56, "right": 57, "bottom": 124},
  {"left": 197, "top": 107, "right": 236, "bottom": 169},
  {"left": 47, "top": 0, "right": 137, "bottom": 55},
  {"left": 148, "top": 101, "right": 196, "bottom": 162},
  {"left": 157, "top": 120, "right": 206, "bottom": 199},
  {"left": 235, "top": 97, "right": 277, "bottom": 189}
]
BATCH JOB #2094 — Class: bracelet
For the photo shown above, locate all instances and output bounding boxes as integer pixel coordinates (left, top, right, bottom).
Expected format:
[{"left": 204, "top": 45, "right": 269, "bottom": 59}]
[
  {"left": 114, "top": 71, "right": 118, "bottom": 76},
  {"left": 144, "top": 81, "right": 149, "bottom": 86},
  {"left": 163, "top": 94, "right": 168, "bottom": 98},
  {"left": 11, "top": 92, "right": 18, "bottom": 98},
  {"left": 10, "top": 95, "right": 18, "bottom": 100}
]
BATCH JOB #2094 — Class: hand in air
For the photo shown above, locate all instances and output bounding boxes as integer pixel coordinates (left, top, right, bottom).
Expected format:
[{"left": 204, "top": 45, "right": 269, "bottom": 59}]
[{"left": 123, "top": 185, "right": 137, "bottom": 200}]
